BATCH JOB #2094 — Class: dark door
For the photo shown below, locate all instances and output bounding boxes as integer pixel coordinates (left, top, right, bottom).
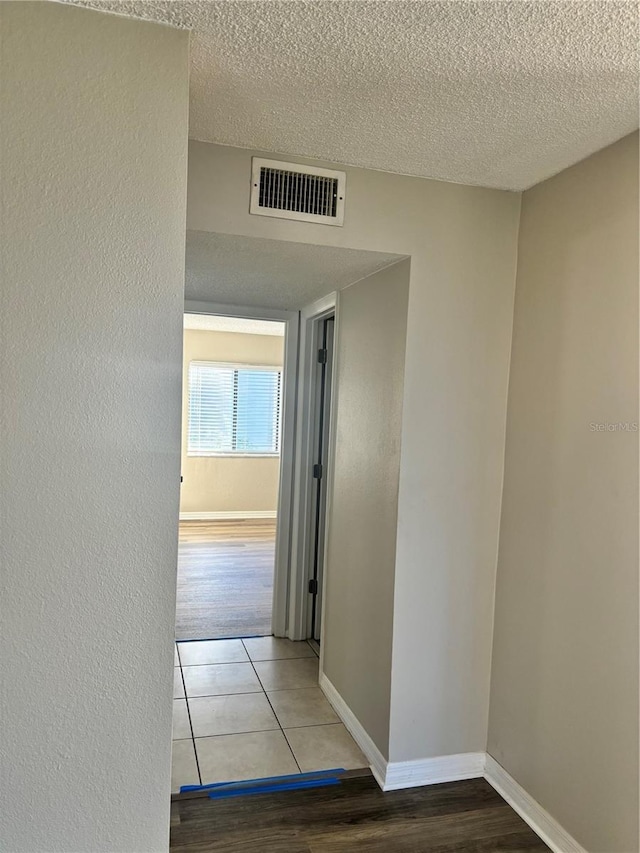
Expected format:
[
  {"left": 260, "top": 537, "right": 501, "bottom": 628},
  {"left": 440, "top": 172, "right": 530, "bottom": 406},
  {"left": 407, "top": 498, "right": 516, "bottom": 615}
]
[{"left": 310, "top": 316, "right": 334, "bottom": 641}]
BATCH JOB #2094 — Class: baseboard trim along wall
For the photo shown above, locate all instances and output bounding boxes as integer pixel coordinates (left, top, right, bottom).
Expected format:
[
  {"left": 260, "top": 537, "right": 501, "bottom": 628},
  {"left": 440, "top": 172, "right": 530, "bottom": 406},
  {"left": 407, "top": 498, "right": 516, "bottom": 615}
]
[
  {"left": 179, "top": 511, "right": 277, "bottom": 521},
  {"left": 484, "top": 755, "right": 587, "bottom": 853},
  {"left": 320, "top": 674, "right": 586, "bottom": 853},
  {"left": 385, "top": 752, "right": 486, "bottom": 791},
  {"left": 320, "top": 673, "right": 484, "bottom": 791},
  {"left": 319, "top": 673, "right": 387, "bottom": 788}
]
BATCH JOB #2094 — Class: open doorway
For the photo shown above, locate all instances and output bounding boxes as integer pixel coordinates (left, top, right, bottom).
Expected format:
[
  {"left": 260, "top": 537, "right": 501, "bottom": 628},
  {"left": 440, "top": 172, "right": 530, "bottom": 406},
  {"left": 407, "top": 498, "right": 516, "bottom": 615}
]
[
  {"left": 176, "top": 313, "right": 286, "bottom": 641},
  {"left": 171, "top": 235, "right": 404, "bottom": 796},
  {"left": 172, "top": 302, "right": 366, "bottom": 795},
  {"left": 171, "top": 302, "right": 366, "bottom": 797}
]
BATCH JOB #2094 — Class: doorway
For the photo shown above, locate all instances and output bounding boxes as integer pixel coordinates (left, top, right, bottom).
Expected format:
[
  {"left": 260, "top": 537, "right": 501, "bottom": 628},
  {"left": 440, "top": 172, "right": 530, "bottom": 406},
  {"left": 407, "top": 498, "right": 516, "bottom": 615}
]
[
  {"left": 175, "top": 311, "right": 289, "bottom": 641},
  {"left": 308, "top": 315, "right": 334, "bottom": 643},
  {"left": 287, "top": 293, "right": 338, "bottom": 645},
  {"left": 171, "top": 299, "right": 368, "bottom": 797},
  {"left": 170, "top": 235, "right": 402, "bottom": 796}
]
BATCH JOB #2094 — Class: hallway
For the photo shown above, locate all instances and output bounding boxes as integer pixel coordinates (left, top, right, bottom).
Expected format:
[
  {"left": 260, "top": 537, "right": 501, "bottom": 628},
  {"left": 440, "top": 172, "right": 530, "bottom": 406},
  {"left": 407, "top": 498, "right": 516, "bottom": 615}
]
[{"left": 172, "top": 637, "right": 367, "bottom": 793}]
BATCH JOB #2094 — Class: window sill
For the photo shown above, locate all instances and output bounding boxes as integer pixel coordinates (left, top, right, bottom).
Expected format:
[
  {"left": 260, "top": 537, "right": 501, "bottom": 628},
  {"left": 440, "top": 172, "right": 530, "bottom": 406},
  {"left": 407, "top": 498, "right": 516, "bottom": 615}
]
[{"left": 187, "top": 452, "right": 280, "bottom": 459}]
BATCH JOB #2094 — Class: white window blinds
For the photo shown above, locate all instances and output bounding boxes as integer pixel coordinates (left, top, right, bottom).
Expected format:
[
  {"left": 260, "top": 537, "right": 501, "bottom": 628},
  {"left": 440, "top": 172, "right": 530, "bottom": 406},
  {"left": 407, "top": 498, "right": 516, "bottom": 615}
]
[{"left": 188, "top": 362, "right": 282, "bottom": 456}]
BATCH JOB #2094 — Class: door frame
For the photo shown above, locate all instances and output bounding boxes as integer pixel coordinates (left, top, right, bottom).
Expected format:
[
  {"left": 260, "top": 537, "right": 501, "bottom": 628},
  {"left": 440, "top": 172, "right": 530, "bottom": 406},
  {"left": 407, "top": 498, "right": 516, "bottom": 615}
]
[
  {"left": 184, "top": 299, "right": 299, "bottom": 638},
  {"left": 288, "top": 292, "right": 338, "bottom": 640}
]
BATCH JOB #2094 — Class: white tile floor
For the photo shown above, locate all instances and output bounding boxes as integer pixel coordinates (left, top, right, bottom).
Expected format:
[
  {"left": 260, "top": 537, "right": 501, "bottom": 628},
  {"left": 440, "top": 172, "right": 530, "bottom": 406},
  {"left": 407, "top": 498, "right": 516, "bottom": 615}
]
[{"left": 171, "top": 637, "right": 367, "bottom": 793}]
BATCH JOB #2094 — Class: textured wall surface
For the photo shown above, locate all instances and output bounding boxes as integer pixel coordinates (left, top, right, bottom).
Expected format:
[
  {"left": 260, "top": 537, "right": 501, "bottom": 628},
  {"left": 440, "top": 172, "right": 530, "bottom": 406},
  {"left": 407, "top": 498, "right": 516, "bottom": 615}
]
[
  {"left": 71, "top": 0, "right": 637, "bottom": 190},
  {"left": 323, "top": 260, "right": 410, "bottom": 757},
  {"left": 0, "top": 4, "right": 189, "bottom": 851},
  {"left": 187, "top": 140, "right": 521, "bottom": 760},
  {"left": 181, "top": 329, "right": 284, "bottom": 514},
  {"left": 488, "top": 133, "right": 639, "bottom": 853}
]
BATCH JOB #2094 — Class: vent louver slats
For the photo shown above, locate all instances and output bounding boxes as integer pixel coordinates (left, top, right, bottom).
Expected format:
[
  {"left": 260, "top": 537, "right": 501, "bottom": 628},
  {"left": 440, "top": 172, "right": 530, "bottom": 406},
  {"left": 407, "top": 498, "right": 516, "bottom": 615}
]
[
  {"left": 259, "top": 168, "right": 338, "bottom": 218},
  {"left": 250, "top": 158, "right": 345, "bottom": 226}
]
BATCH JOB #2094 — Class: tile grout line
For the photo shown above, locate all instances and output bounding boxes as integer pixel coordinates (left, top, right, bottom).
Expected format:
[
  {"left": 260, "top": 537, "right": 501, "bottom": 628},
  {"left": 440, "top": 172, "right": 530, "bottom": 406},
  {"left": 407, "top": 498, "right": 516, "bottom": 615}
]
[
  {"left": 241, "top": 638, "right": 303, "bottom": 774},
  {"left": 306, "top": 639, "right": 320, "bottom": 659},
  {"left": 179, "top": 657, "right": 314, "bottom": 666},
  {"left": 171, "top": 719, "right": 342, "bottom": 743},
  {"left": 178, "top": 652, "right": 317, "bottom": 667},
  {"left": 176, "top": 638, "right": 326, "bottom": 783},
  {"left": 177, "top": 643, "right": 203, "bottom": 786},
  {"left": 183, "top": 688, "right": 264, "bottom": 699},
  {"left": 178, "top": 686, "right": 326, "bottom": 699},
  {"left": 281, "top": 728, "right": 301, "bottom": 772},
  {"left": 178, "top": 691, "right": 327, "bottom": 700}
]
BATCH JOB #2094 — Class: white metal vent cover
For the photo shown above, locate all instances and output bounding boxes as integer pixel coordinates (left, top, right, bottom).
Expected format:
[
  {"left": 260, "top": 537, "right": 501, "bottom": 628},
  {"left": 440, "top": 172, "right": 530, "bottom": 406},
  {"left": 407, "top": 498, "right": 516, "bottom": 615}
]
[{"left": 250, "top": 158, "right": 346, "bottom": 226}]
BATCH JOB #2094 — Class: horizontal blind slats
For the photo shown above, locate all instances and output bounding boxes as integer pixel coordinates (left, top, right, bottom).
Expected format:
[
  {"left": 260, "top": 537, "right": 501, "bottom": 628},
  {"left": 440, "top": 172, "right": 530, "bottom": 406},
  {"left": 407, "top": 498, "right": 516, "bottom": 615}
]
[{"left": 188, "top": 362, "right": 282, "bottom": 455}]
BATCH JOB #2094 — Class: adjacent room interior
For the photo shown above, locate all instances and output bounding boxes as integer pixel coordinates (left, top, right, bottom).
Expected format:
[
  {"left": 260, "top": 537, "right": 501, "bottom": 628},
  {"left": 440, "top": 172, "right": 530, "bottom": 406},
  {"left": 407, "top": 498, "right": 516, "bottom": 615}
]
[{"left": 176, "top": 313, "right": 285, "bottom": 641}]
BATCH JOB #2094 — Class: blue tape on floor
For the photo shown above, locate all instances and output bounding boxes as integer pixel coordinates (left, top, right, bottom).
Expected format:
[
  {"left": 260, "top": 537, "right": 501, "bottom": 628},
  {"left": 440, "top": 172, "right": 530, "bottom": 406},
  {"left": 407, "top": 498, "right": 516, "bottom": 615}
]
[
  {"left": 206, "top": 777, "right": 341, "bottom": 800},
  {"left": 175, "top": 634, "right": 266, "bottom": 643},
  {"left": 180, "top": 768, "right": 345, "bottom": 794}
]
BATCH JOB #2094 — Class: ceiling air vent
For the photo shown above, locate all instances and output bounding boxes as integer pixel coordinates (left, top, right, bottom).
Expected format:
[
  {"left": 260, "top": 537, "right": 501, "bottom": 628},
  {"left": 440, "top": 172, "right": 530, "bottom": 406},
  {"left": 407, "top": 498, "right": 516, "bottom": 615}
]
[{"left": 250, "top": 158, "right": 346, "bottom": 226}]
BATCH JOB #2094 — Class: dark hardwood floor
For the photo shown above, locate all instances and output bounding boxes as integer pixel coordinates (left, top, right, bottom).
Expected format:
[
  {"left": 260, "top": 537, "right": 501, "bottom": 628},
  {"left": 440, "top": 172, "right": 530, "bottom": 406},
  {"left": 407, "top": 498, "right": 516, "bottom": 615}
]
[
  {"left": 175, "top": 520, "right": 276, "bottom": 640},
  {"left": 170, "top": 775, "right": 550, "bottom": 853}
]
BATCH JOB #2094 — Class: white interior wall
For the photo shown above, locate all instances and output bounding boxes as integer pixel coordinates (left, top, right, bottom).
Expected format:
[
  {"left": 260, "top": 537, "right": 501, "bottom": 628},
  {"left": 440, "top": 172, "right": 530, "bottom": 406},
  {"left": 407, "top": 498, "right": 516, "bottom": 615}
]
[
  {"left": 322, "top": 260, "right": 410, "bottom": 757},
  {"left": 0, "top": 5, "right": 189, "bottom": 850},
  {"left": 488, "top": 133, "right": 639, "bottom": 853},
  {"left": 187, "top": 141, "right": 521, "bottom": 760}
]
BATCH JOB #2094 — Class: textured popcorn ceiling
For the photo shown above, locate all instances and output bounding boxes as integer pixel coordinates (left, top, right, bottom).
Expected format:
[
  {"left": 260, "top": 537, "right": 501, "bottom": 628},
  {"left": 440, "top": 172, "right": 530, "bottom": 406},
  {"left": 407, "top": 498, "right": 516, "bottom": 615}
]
[
  {"left": 69, "top": 1, "right": 638, "bottom": 190},
  {"left": 185, "top": 230, "right": 405, "bottom": 309}
]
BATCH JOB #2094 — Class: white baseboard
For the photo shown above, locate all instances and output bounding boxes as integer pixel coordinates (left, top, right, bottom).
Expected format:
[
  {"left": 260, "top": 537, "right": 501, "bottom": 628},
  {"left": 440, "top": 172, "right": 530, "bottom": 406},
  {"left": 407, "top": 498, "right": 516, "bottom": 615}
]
[
  {"left": 179, "top": 511, "right": 277, "bottom": 521},
  {"left": 318, "top": 677, "right": 584, "bottom": 853},
  {"left": 385, "top": 751, "right": 485, "bottom": 791},
  {"left": 319, "top": 673, "right": 482, "bottom": 792},
  {"left": 319, "top": 672, "right": 388, "bottom": 788},
  {"left": 484, "top": 754, "right": 587, "bottom": 853}
]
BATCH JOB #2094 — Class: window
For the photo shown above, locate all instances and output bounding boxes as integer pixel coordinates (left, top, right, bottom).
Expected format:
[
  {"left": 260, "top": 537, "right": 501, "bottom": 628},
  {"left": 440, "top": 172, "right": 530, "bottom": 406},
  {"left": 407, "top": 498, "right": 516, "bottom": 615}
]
[{"left": 188, "top": 362, "right": 282, "bottom": 456}]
